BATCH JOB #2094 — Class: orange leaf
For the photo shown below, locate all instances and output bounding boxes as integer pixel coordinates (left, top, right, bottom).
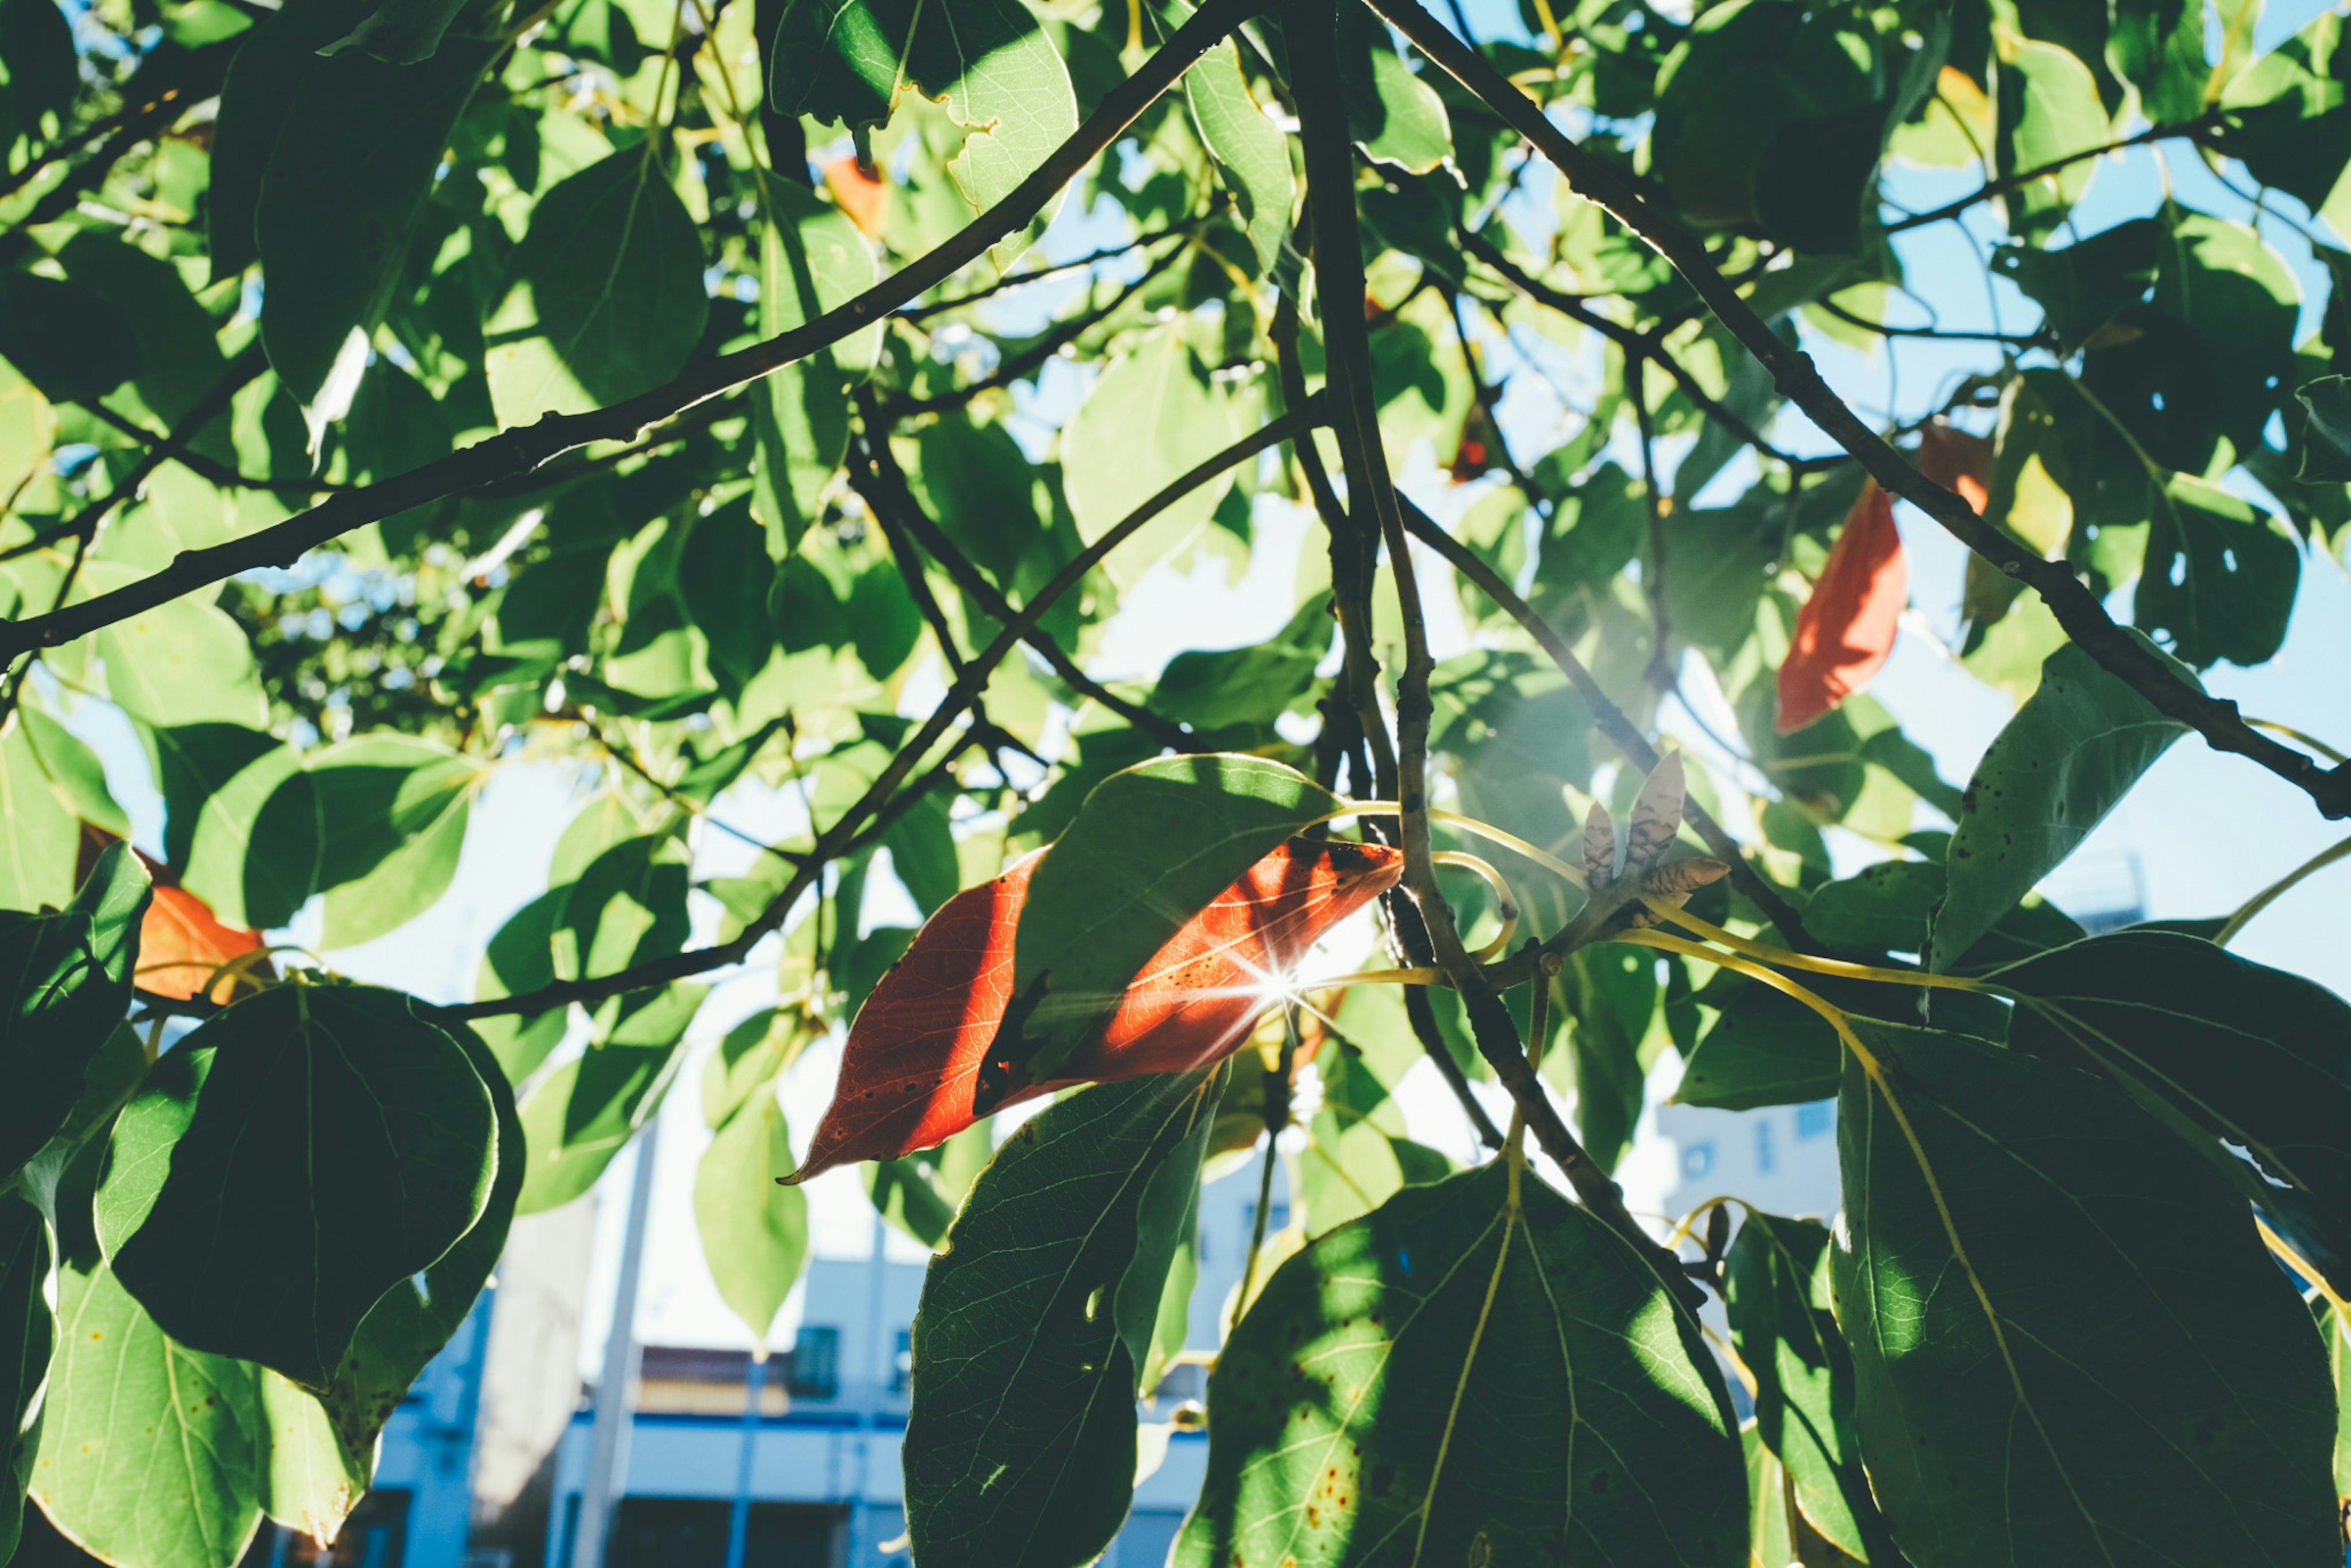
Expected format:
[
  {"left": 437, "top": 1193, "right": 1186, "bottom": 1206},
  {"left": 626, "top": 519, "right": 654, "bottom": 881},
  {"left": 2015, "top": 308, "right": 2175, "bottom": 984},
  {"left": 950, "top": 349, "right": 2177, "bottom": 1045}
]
[
  {"left": 823, "top": 156, "right": 888, "bottom": 241},
  {"left": 1777, "top": 481, "right": 1907, "bottom": 734},
  {"left": 140, "top": 883, "right": 268, "bottom": 1003},
  {"left": 788, "top": 838, "right": 1404, "bottom": 1182},
  {"left": 79, "top": 823, "right": 270, "bottom": 1002},
  {"left": 1915, "top": 423, "right": 1990, "bottom": 515}
]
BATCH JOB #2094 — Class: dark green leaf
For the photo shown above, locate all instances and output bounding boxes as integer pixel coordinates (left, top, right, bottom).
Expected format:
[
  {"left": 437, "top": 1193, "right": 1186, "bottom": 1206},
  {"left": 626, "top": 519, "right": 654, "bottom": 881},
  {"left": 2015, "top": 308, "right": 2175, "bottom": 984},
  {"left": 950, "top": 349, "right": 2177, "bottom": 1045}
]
[
  {"left": 1929, "top": 638, "right": 2192, "bottom": 972},
  {"left": 2218, "top": 12, "right": 2351, "bottom": 224},
  {"left": 1174, "top": 1161, "right": 1744, "bottom": 1567},
  {"left": 473, "top": 888, "right": 568, "bottom": 1085},
  {"left": 0, "top": 1195, "right": 48, "bottom": 1562},
  {"left": 1803, "top": 859, "right": 2083, "bottom": 970},
  {"left": 486, "top": 151, "right": 710, "bottom": 424},
  {"left": 1835, "top": 1019, "right": 2338, "bottom": 1565},
  {"left": 0, "top": 846, "right": 149, "bottom": 1186},
  {"left": 1992, "top": 219, "right": 2156, "bottom": 351},
  {"left": 905, "top": 1068, "right": 1220, "bottom": 1568},
  {"left": 0, "top": 0, "right": 77, "bottom": 123},
  {"left": 2134, "top": 475, "right": 2299, "bottom": 669},
  {"left": 1150, "top": 593, "right": 1330, "bottom": 731},
  {"left": 866, "top": 1122, "right": 992, "bottom": 1250},
  {"left": 56, "top": 231, "right": 229, "bottom": 430},
  {"left": 2001, "top": 930, "right": 2351, "bottom": 1294},
  {"left": 256, "top": 35, "right": 499, "bottom": 415},
  {"left": 317, "top": 1018, "right": 521, "bottom": 1465},
  {"left": 0, "top": 273, "right": 142, "bottom": 407},
  {"left": 99, "top": 985, "right": 498, "bottom": 1390},
  {"left": 2297, "top": 375, "right": 2351, "bottom": 483}
]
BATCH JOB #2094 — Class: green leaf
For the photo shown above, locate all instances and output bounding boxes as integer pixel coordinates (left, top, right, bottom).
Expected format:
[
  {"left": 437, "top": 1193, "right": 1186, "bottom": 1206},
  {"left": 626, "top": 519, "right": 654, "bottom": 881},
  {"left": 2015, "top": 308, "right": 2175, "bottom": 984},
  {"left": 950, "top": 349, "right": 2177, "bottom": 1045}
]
[
  {"left": 486, "top": 150, "right": 710, "bottom": 426},
  {"left": 256, "top": 36, "right": 499, "bottom": 418},
  {"left": 2110, "top": 0, "right": 2210, "bottom": 125},
  {"left": 56, "top": 230, "right": 230, "bottom": 430},
  {"left": 2297, "top": 375, "right": 2351, "bottom": 482},
  {"left": 1185, "top": 37, "right": 1294, "bottom": 276},
  {"left": 2218, "top": 12, "right": 2351, "bottom": 223},
  {"left": 1337, "top": 1, "right": 1450, "bottom": 174},
  {"left": 1725, "top": 1212, "right": 1884, "bottom": 1561},
  {"left": 316, "top": 1019, "right": 522, "bottom": 1466},
  {"left": 1060, "top": 327, "right": 1239, "bottom": 585},
  {"left": 0, "top": 719, "right": 77, "bottom": 912},
  {"left": 99, "top": 985, "right": 498, "bottom": 1390},
  {"left": 694, "top": 1089, "right": 807, "bottom": 1350},
  {"left": 751, "top": 178, "right": 880, "bottom": 555},
  {"left": 0, "top": 1195, "right": 49, "bottom": 1562},
  {"left": 2134, "top": 474, "right": 2299, "bottom": 669},
  {"left": 2000, "top": 930, "right": 2351, "bottom": 1291},
  {"left": 0, "top": 845, "right": 148, "bottom": 1187},
  {"left": 1556, "top": 944, "right": 1660, "bottom": 1176},
  {"left": 18, "top": 708, "right": 129, "bottom": 839},
  {"left": 1993, "top": 37, "right": 2109, "bottom": 241},
  {"left": 904, "top": 1068, "right": 1221, "bottom": 1568},
  {"left": 1174, "top": 1161, "right": 1744, "bottom": 1567},
  {"left": 700, "top": 1008, "right": 803, "bottom": 1128},
  {"left": 309, "top": 733, "right": 482, "bottom": 948},
  {"left": 1678, "top": 989, "right": 1845, "bottom": 1111},
  {"left": 206, "top": 0, "right": 364, "bottom": 280},
  {"left": 0, "top": 0, "right": 78, "bottom": 124},
  {"left": 81, "top": 566, "right": 269, "bottom": 731},
  {"left": 1992, "top": 218, "right": 2157, "bottom": 351},
  {"left": 770, "top": 0, "right": 1078, "bottom": 260},
  {"left": 553, "top": 832, "right": 691, "bottom": 981},
  {"left": 1149, "top": 592, "right": 1330, "bottom": 732},
  {"left": 1834, "top": 1018, "right": 2338, "bottom": 1566},
  {"left": 1928, "top": 638, "right": 2191, "bottom": 972},
  {"left": 999, "top": 754, "right": 1338, "bottom": 1090},
  {"left": 473, "top": 888, "right": 568, "bottom": 1084},
  {"left": 1803, "top": 860, "right": 2083, "bottom": 971},
  {"left": 319, "top": 0, "right": 470, "bottom": 64},
  {"left": 34, "top": 1258, "right": 270, "bottom": 1568},
  {"left": 151, "top": 724, "right": 321, "bottom": 932},
  {"left": 865, "top": 1122, "right": 992, "bottom": 1250},
  {"left": 0, "top": 273, "right": 141, "bottom": 407},
  {"left": 2319, "top": 1301, "right": 2351, "bottom": 1513},
  {"left": 514, "top": 985, "right": 701, "bottom": 1214}
]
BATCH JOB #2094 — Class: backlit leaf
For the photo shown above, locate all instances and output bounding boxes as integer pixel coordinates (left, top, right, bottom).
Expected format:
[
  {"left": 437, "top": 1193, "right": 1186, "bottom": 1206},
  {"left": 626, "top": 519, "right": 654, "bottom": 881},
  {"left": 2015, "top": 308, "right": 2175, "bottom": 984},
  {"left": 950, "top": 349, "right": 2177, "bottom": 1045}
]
[
  {"left": 1060, "top": 329, "right": 1239, "bottom": 585},
  {"left": 751, "top": 178, "right": 881, "bottom": 555},
  {"left": 1777, "top": 481, "right": 1905, "bottom": 733},
  {"left": 694, "top": 1088, "right": 807, "bottom": 1350},
  {"left": 1174, "top": 1162, "right": 1745, "bottom": 1567},
  {"left": 789, "top": 833, "right": 1398, "bottom": 1181}
]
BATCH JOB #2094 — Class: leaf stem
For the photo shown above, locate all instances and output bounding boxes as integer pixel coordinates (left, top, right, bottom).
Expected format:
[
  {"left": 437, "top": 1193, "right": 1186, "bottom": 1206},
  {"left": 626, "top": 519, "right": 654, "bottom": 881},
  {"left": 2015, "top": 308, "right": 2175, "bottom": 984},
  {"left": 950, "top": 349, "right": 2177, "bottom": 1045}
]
[
  {"left": 1643, "top": 898, "right": 1998, "bottom": 996},
  {"left": 2215, "top": 833, "right": 2351, "bottom": 947}
]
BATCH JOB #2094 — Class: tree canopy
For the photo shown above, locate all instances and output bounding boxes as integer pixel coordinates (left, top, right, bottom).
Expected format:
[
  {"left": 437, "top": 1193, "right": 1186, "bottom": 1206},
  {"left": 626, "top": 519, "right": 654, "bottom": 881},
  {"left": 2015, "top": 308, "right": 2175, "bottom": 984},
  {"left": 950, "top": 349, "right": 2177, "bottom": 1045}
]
[{"left": 7, "top": 0, "right": 2351, "bottom": 1562}]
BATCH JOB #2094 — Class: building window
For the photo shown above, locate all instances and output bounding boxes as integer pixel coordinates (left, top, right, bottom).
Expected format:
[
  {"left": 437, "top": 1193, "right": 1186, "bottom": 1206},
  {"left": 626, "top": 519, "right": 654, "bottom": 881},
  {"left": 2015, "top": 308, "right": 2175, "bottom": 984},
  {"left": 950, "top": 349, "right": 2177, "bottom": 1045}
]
[
  {"left": 787, "top": 1326, "right": 839, "bottom": 1398},
  {"left": 1681, "top": 1141, "right": 1715, "bottom": 1179},
  {"left": 891, "top": 1329, "right": 913, "bottom": 1395},
  {"left": 1796, "top": 1101, "right": 1834, "bottom": 1142},
  {"left": 1755, "top": 1119, "right": 1776, "bottom": 1175}
]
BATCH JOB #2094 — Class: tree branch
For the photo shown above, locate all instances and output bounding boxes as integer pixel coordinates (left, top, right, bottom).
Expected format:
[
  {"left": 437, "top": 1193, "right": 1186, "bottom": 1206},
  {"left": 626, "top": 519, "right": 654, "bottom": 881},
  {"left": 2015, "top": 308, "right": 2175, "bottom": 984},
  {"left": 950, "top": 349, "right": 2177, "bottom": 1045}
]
[
  {"left": 849, "top": 393, "right": 1193, "bottom": 749},
  {"left": 0, "top": 0, "right": 1268, "bottom": 666},
  {"left": 898, "top": 216, "right": 1204, "bottom": 321},
  {"left": 1288, "top": 0, "right": 1677, "bottom": 1281},
  {"left": 1881, "top": 118, "right": 2211, "bottom": 234},
  {"left": 1374, "top": 0, "right": 2351, "bottom": 820},
  {"left": 430, "top": 400, "right": 1322, "bottom": 1020}
]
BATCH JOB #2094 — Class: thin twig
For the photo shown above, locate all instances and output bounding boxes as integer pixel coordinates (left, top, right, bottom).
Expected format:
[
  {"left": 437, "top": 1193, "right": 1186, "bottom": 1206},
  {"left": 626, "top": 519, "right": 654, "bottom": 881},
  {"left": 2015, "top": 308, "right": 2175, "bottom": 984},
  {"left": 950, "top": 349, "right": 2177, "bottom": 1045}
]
[
  {"left": 850, "top": 394, "right": 1192, "bottom": 748},
  {"left": 427, "top": 400, "right": 1322, "bottom": 1021},
  {"left": 1629, "top": 381, "right": 1673, "bottom": 691},
  {"left": 1881, "top": 118, "right": 2212, "bottom": 234},
  {"left": 0, "top": 0, "right": 1270, "bottom": 666},
  {"left": 898, "top": 217, "right": 1204, "bottom": 320},
  {"left": 1374, "top": 0, "right": 2351, "bottom": 820}
]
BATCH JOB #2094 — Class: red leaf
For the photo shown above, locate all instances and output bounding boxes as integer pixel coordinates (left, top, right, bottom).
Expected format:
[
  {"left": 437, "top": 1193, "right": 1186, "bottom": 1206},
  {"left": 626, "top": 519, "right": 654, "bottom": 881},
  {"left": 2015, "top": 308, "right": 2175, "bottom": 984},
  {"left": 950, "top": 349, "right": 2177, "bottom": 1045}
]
[
  {"left": 1915, "top": 423, "right": 1991, "bottom": 514},
  {"left": 1777, "top": 481, "right": 1908, "bottom": 735},
  {"left": 788, "top": 838, "right": 1404, "bottom": 1182}
]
